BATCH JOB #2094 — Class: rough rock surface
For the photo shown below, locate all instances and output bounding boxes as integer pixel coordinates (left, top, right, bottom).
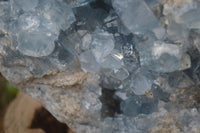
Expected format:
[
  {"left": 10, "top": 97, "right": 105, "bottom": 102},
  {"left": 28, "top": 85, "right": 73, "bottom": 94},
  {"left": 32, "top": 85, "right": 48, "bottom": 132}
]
[
  {"left": 4, "top": 92, "right": 74, "bottom": 133},
  {"left": 1, "top": 0, "right": 200, "bottom": 133}
]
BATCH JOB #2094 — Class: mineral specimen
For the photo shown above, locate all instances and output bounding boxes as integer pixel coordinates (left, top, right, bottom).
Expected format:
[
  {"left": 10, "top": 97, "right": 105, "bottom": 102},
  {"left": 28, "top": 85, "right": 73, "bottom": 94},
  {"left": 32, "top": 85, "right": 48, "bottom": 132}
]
[{"left": 0, "top": 0, "right": 200, "bottom": 133}]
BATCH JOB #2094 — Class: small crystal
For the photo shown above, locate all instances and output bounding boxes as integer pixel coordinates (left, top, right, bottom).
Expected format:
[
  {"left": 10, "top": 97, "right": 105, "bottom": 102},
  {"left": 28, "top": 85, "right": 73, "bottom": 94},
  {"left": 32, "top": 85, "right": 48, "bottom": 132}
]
[
  {"left": 16, "top": 31, "right": 56, "bottom": 57},
  {"left": 79, "top": 50, "right": 100, "bottom": 73},
  {"left": 112, "top": 68, "right": 129, "bottom": 81},
  {"left": 167, "top": 20, "right": 188, "bottom": 42},
  {"left": 82, "top": 33, "right": 92, "bottom": 50},
  {"left": 90, "top": 30, "right": 115, "bottom": 63},
  {"left": 115, "top": 91, "right": 128, "bottom": 100},
  {"left": 138, "top": 40, "right": 190, "bottom": 73},
  {"left": 132, "top": 72, "right": 152, "bottom": 95},
  {"left": 153, "top": 27, "right": 166, "bottom": 40},
  {"left": 179, "top": 53, "right": 191, "bottom": 71},
  {"left": 99, "top": 50, "right": 123, "bottom": 69},
  {"left": 112, "top": 0, "right": 159, "bottom": 33},
  {"left": 179, "top": 7, "right": 200, "bottom": 29},
  {"left": 81, "top": 84, "right": 102, "bottom": 114},
  {"left": 10, "top": 0, "right": 38, "bottom": 15},
  {"left": 122, "top": 43, "right": 140, "bottom": 72},
  {"left": 0, "top": 1, "right": 200, "bottom": 133}
]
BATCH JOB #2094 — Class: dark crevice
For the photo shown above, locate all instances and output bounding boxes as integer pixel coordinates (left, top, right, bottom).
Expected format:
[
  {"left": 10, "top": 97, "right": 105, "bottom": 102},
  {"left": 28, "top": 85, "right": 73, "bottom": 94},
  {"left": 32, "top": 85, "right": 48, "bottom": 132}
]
[
  {"left": 30, "top": 107, "right": 71, "bottom": 133},
  {"left": 184, "top": 48, "right": 200, "bottom": 83},
  {"left": 0, "top": 32, "right": 5, "bottom": 38},
  {"left": 90, "top": 0, "right": 112, "bottom": 13},
  {"left": 100, "top": 88, "right": 122, "bottom": 118},
  {"left": 73, "top": 0, "right": 110, "bottom": 31},
  {"left": 151, "top": 84, "right": 170, "bottom": 102}
]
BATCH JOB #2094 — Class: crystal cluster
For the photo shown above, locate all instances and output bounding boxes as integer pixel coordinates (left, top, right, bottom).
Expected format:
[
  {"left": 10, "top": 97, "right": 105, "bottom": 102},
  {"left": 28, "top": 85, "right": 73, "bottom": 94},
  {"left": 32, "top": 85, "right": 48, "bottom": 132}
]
[
  {"left": 0, "top": 0, "right": 200, "bottom": 133},
  {"left": 10, "top": 0, "right": 75, "bottom": 57}
]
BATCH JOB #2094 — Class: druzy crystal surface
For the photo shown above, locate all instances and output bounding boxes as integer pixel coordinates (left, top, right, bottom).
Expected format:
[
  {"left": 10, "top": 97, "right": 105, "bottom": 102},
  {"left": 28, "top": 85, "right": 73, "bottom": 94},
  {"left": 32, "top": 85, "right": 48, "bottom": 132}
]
[{"left": 1, "top": 0, "right": 200, "bottom": 133}]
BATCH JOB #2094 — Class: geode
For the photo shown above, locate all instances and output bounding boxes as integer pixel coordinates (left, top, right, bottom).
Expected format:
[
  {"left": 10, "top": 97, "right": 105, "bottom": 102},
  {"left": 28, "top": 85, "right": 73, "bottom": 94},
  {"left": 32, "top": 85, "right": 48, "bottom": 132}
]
[{"left": 1, "top": 0, "right": 200, "bottom": 133}]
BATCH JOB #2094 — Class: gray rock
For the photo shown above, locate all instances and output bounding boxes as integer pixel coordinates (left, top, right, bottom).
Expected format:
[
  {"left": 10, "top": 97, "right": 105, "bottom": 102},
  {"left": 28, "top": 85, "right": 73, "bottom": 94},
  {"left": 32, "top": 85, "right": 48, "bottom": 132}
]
[{"left": 0, "top": 1, "right": 9, "bottom": 31}]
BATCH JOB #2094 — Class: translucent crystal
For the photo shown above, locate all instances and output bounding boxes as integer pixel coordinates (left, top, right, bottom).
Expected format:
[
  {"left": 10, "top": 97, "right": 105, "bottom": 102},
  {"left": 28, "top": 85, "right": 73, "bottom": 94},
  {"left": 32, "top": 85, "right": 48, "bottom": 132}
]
[
  {"left": 138, "top": 40, "right": 190, "bottom": 72},
  {"left": 167, "top": 20, "right": 188, "bottom": 42},
  {"left": 151, "top": 42, "right": 182, "bottom": 59},
  {"left": 99, "top": 50, "right": 123, "bottom": 69},
  {"left": 10, "top": 0, "right": 38, "bottom": 15},
  {"left": 112, "top": 0, "right": 159, "bottom": 33},
  {"left": 11, "top": 0, "right": 75, "bottom": 57},
  {"left": 115, "top": 91, "right": 128, "bottom": 100},
  {"left": 79, "top": 50, "right": 100, "bottom": 73},
  {"left": 90, "top": 30, "right": 115, "bottom": 63},
  {"left": 120, "top": 97, "right": 140, "bottom": 117},
  {"left": 153, "top": 27, "right": 166, "bottom": 40},
  {"left": 132, "top": 71, "right": 153, "bottom": 95},
  {"left": 179, "top": 53, "right": 191, "bottom": 71},
  {"left": 0, "top": 0, "right": 199, "bottom": 133},
  {"left": 111, "top": 68, "right": 129, "bottom": 81},
  {"left": 121, "top": 95, "right": 158, "bottom": 117},
  {"left": 81, "top": 84, "right": 102, "bottom": 115},
  {"left": 59, "top": 30, "right": 82, "bottom": 55},
  {"left": 16, "top": 31, "right": 56, "bottom": 57},
  {"left": 178, "top": 7, "right": 200, "bottom": 29},
  {"left": 100, "top": 72, "right": 121, "bottom": 89},
  {"left": 168, "top": 71, "right": 194, "bottom": 89},
  {"left": 81, "top": 33, "right": 92, "bottom": 50}
]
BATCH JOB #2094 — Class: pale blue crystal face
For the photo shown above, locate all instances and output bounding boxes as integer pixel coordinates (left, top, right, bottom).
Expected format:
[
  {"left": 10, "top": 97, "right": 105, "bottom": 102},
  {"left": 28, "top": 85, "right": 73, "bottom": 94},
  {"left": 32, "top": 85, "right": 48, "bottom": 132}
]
[
  {"left": 90, "top": 30, "right": 115, "bottom": 63},
  {"left": 171, "top": 1, "right": 200, "bottom": 29},
  {"left": 78, "top": 50, "right": 100, "bottom": 73},
  {"left": 111, "top": 68, "right": 129, "bottom": 81},
  {"left": 16, "top": 31, "right": 56, "bottom": 57},
  {"left": 112, "top": 0, "right": 159, "bottom": 33},
  {"left": 10, "top": 0, "right": 38, "bottom": 14},
  {"left": 11, "top": 0, "right": 75, "bottom": 57},
  {"left": 136, "top": 39, "right": 190, "bottom": 73},
  {"left": 132, "top": 71, "right": 152, "bottom": 95},
  {"left": 179, "top": 8, "right": 200, "bottom": 29}
]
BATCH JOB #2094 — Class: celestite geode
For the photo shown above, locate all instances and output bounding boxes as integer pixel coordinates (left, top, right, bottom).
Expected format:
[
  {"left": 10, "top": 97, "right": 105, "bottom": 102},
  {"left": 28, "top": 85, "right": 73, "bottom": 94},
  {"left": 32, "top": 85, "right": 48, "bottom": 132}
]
[{"left": 0, "top": 0, "right": 200, "bottom": 133}]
